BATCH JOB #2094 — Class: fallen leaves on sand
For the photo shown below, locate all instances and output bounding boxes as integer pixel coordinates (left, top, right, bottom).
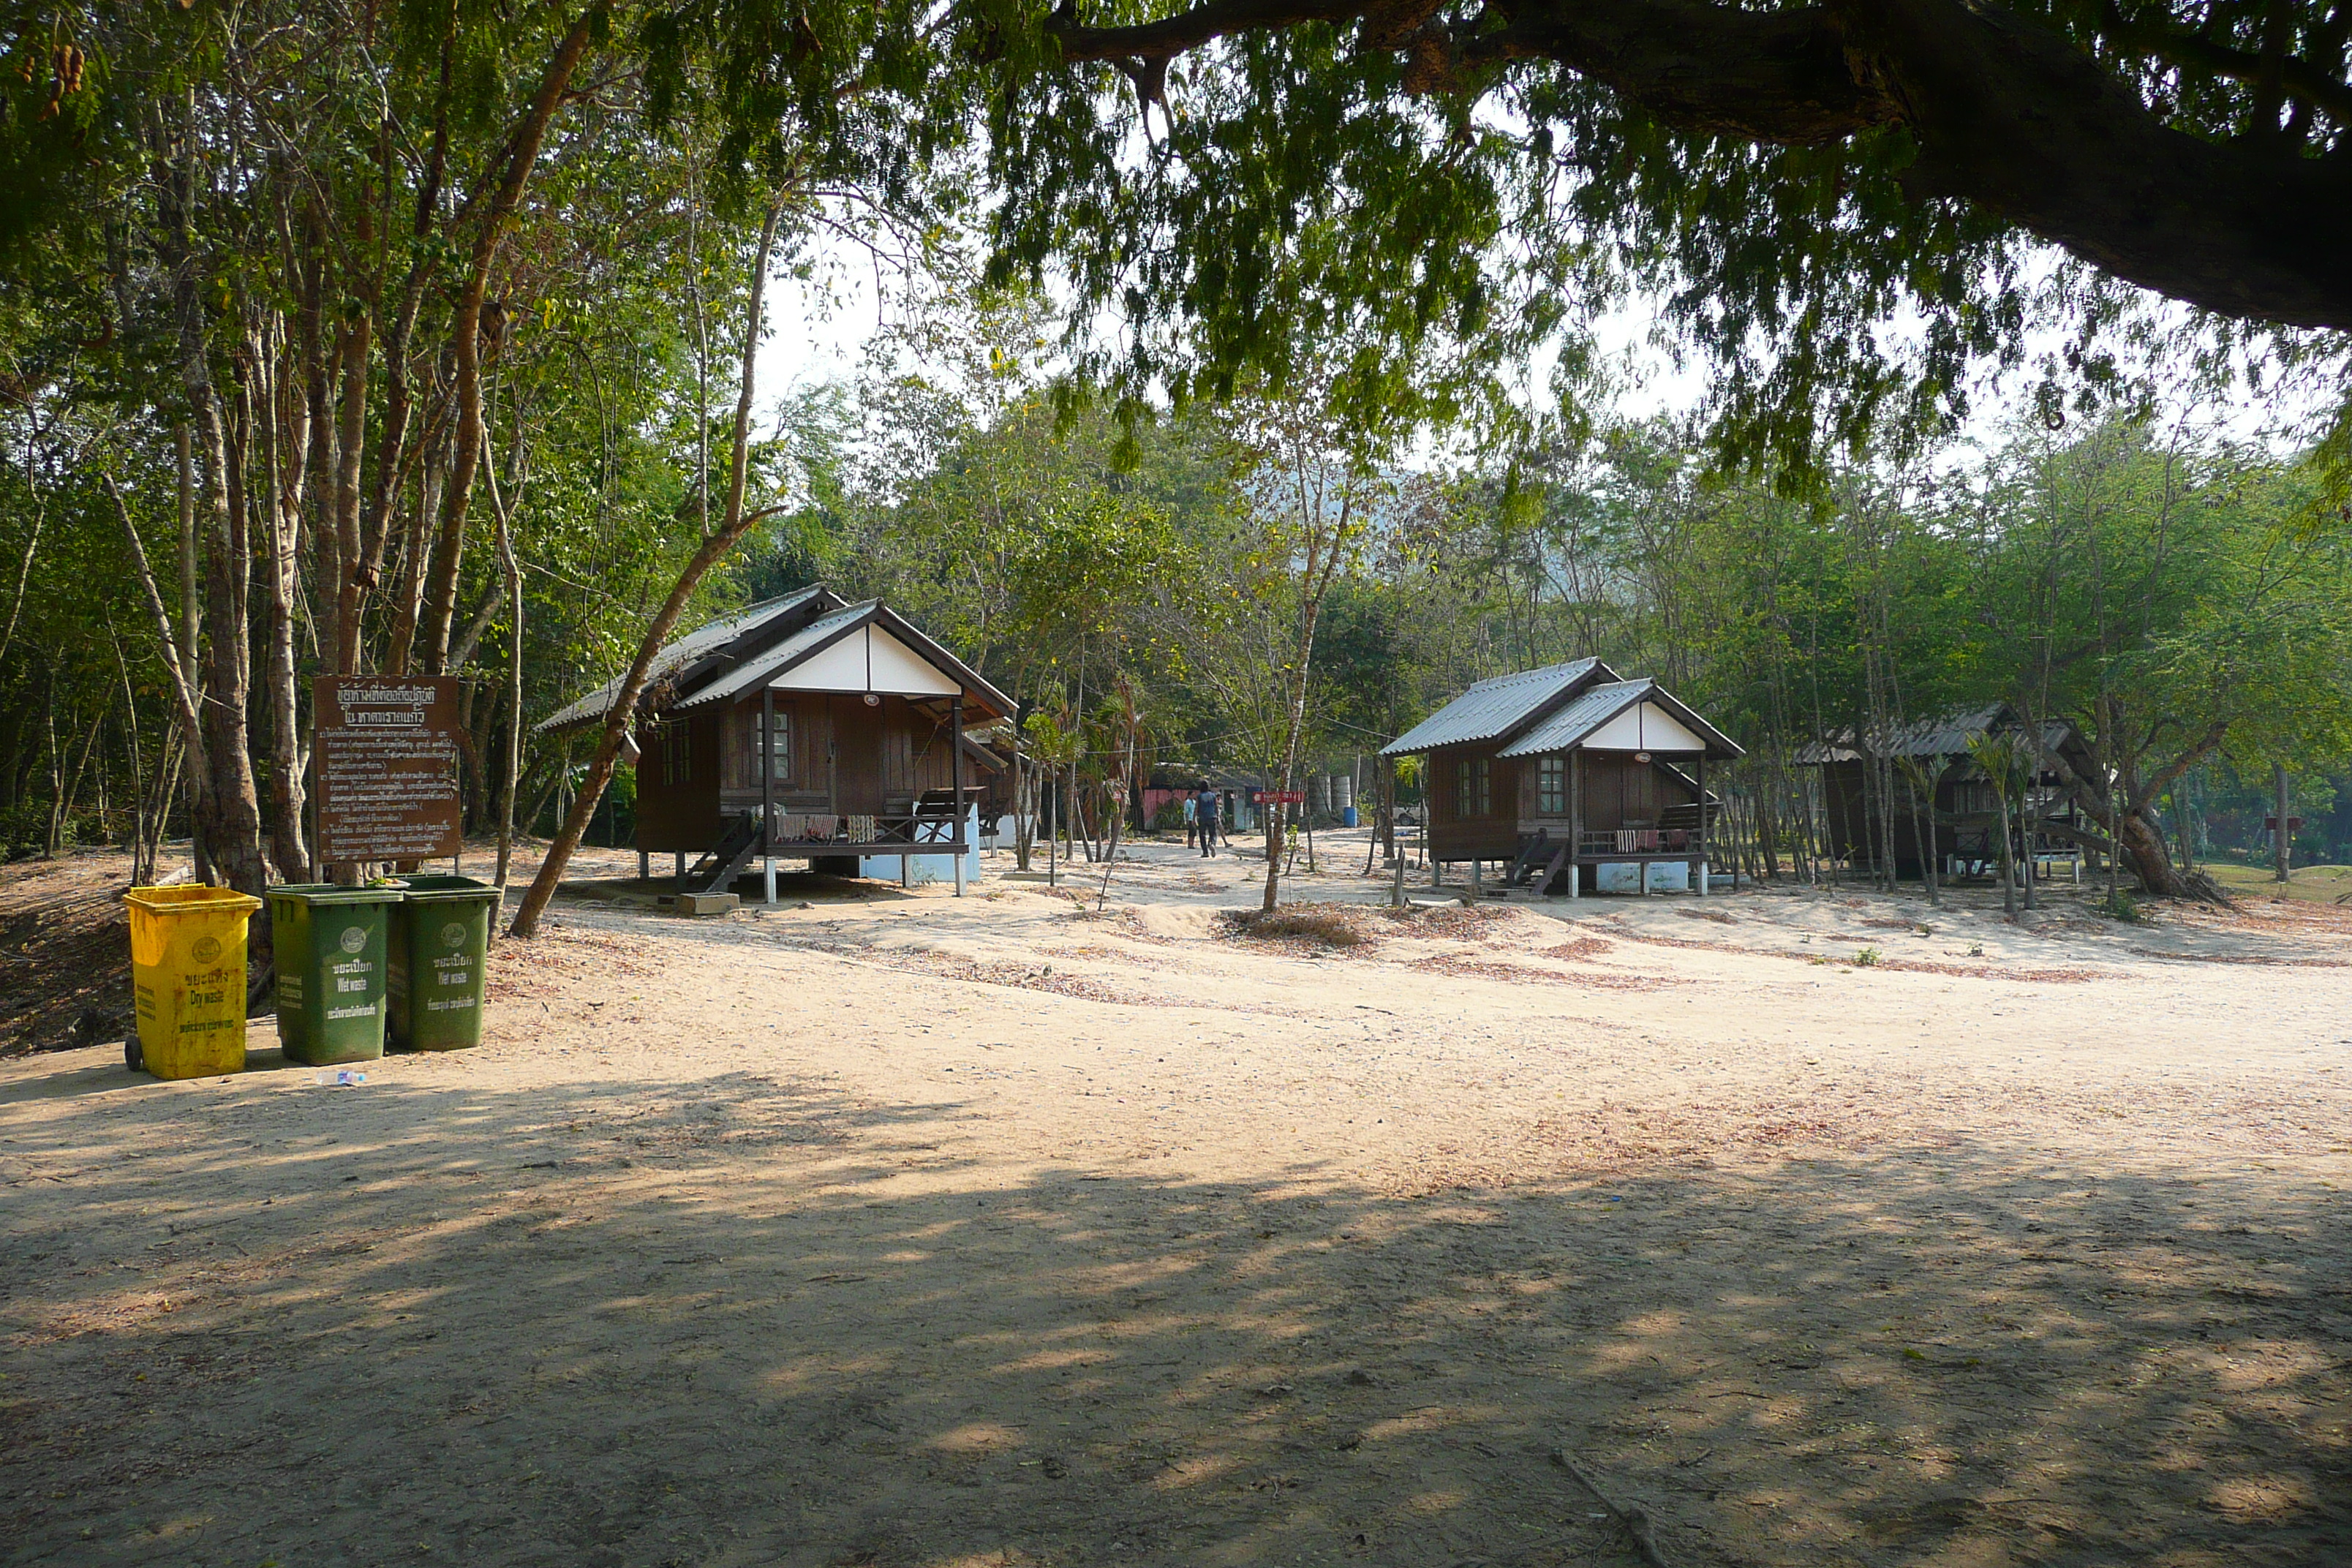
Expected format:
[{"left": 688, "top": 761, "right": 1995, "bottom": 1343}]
[{"left": 1411, "top": 951, "right": 1678, "bottom": 990}]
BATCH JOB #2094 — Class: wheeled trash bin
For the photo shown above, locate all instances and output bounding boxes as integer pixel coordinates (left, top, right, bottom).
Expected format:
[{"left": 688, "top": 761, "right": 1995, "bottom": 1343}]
[
  {"left": 123, "top": 886, "right": 265, "bottom": 1078},
  {"left": 265, "top": 884, "right": 398, "bottom": 1066},
  {"left": 388, "top": 875, "right": 500, "bottom": 1051}
]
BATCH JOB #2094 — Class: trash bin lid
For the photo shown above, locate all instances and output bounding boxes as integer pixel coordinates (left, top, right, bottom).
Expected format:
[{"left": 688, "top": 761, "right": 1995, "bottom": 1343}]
[
  {"left": 389, "top": 874, "right": 502, "bottom": 902},
  {"left": 266, "top": 883, "right": 403, "bottom": 906},
  {"left": 124, "top": 886, "right": 264, "bottom": 916}
]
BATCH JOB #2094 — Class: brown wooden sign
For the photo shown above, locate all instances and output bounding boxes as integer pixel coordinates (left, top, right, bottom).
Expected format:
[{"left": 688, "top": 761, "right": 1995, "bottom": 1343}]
[{"left": 313, "top": 676, "right": 463, "bottom": 864}]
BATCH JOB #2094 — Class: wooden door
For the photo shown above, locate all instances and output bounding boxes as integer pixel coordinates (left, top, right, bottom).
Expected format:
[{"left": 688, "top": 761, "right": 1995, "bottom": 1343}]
[
  {"left": 1624, "top": 759, "right": 1658, "bottom": 824},
  {"left": 830, "top": 696, "right": 885, "bottom": 813}
]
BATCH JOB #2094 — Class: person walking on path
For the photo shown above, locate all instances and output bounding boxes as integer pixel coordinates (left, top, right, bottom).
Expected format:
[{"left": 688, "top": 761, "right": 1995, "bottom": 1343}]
[
  {"left": 1183, "top": 792, "right": 1198, "bottom": 848},
  {"left": 1197, "top": 788, "right": 1220, "bottom": 856}
]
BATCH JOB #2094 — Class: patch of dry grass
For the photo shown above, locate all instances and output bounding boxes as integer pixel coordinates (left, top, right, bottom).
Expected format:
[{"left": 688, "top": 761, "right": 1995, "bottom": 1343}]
[
  {"left": 1373, "top": 902, "right": 1517, "bottom": 938},
  {"left": 1220, "top": 904, "right": 1373, "bottom": 948}
]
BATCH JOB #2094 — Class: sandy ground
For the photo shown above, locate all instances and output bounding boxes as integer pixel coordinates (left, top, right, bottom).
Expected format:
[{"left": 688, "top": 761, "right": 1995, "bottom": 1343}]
[{"left": 3, "top": 837, "right": 2348, "bottom": 1568}]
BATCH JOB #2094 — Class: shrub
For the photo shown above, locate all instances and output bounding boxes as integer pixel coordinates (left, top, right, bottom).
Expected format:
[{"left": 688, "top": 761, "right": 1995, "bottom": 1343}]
[{"left": 2096, "top": 889, "right": 2148, "bottom": 923}]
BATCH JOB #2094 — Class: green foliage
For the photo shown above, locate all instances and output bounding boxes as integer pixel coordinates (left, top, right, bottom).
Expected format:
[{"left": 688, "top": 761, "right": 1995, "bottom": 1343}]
[
  {"left": 966, "top": 16, "right": 2138, "bottom": 475},
  {"left": 2096, "top": 889, "right": 2149, "bottom": 922}
]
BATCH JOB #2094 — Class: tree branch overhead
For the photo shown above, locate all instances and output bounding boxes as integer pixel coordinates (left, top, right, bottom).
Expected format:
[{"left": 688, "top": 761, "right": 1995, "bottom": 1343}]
[{"left": 1044, "top": 0, "right": 2352, "bottom": 329}]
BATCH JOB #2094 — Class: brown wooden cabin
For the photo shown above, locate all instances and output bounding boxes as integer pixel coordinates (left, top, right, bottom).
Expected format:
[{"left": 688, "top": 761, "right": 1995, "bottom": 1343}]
[
  {"left": 539, "top": 588, "right": 1014, "bottom": 897},
  {"left": 1799, "top": 705, "right": 2095, "bottom": 878},
  {"left": 1382, "top": 660, "right": 1744, "bottom": 896}
]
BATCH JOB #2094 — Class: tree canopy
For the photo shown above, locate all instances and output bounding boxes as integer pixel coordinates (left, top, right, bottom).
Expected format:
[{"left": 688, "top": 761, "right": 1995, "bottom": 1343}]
[
  {"left": 0, "top": 0, "right": 2345, "bottom": 948},
  {"left": 982, "top": 0, "right": 2352, "bottom": 464}
]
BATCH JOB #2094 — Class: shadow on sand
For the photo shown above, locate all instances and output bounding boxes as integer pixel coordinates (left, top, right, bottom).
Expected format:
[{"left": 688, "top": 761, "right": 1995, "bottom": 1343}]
[{"left": 1, "top": 1066, "right": 2345, "bottom": 1567}]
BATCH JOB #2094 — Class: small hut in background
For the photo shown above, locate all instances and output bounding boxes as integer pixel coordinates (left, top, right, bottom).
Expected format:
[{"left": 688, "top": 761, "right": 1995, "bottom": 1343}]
[
  {"left": 1799, "top": 704, "right": 2096, "bottom": 878},
  {"left": 540, "top": 587, "right": 1014, "bottom": 899},
  {"left": 1381, "top": 659, "right": 1744, "bottom": 896}
]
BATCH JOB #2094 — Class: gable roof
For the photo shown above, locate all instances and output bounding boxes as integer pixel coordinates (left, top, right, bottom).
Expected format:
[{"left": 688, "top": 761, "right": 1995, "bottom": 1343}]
[
  {"left": 1793, "top": 704, "right": 2078, "bottom": 764},
  {"left": 671, "top": 600, "right": 871, "bottom": 711},
  {"left": 537, "top": 587, "right": 838, "bottom": 733},
  {"left": 1496, "top": 678, "right": 1744, "bottom": 760},
  {"left": 669, "top": 598, "right": 1014, "bottom": 720},
  {"left": 1378, "top": 658, "right": 1615, "bottom": 757}
]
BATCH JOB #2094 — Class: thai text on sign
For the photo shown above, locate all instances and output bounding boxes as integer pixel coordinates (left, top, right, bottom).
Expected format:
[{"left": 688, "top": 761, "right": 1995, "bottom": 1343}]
[{"left": 314, "top": 676, "right": 463, "bottom": 863}]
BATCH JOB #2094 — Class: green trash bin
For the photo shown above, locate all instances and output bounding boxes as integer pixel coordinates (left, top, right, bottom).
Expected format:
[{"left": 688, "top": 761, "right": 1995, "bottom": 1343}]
[
  {"left": 388, "top": 875, "right": 500, "bottom": 1051},
  {"left": 266, "top": 884, "right": 396, "bottom": 1066}
]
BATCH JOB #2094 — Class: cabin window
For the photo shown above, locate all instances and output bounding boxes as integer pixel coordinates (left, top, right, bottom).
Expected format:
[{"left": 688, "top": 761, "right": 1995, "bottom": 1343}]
[
  {"left": 1454, "top": 757, "right": 1490, "bottom": 819},
  {"left": 659, "top": 722, "right": 691, "bottom": 786},
  {"left": 755, "top": 707, "right": 792, "bottom": 783},
  {"left": 1537, "top": 755, "right": 1567, "bottom": 815}
]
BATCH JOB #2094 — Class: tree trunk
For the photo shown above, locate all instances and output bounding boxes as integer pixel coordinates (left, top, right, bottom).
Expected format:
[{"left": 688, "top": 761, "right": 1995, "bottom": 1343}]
[
  {"left": 261, "top": 337, "right": 311, "bottom": 882},
  {"left": 2119, "top": 804, "right": 2198, "bottom": 900},
  {"left": 148, "top": 731, "right": 183, "bottom": 881},
  {"left": 387, "top": 444, "right": 440, "bottom": 675},
  {"left": 1992, "top": 779, "right": 2018, "bottom": 916},
  {"left": 188, "top": 383, "right": 270, "bottom": 904},
  {"left": 1013, "top": 749, "right": 1034, "bottom": 870},
  {"left": 174, "top": 422, "right": 208, "bottom": 883},
  {"left": 41, "top": 684, "right": 61, "bottom": 857},
  {"left": 2274, "top": 761, "right": 2291, "bottom": 883},
  {"left": 111, "top": 634, "right": 151, "bottom": 883},
  {"left": 159, "top": 115, "right": 269, "bottom": 913},
  {"left": 54, "top": 705, "right": 107, "bottom": 852},
  {"left": 494, "top": 467, "right": 524, "bottom": 892},
  {"left": 331, "top": 311, "right": 372, "bottom": 674},
  {"left": 1261, "top": 600, "right": 1326, "bottom": 913},
  {"left": 510, "top": 196, "right": 784, "bottom": 939},
  {"left": 418, "top": 10, "right": 598, "bottom": 674}
]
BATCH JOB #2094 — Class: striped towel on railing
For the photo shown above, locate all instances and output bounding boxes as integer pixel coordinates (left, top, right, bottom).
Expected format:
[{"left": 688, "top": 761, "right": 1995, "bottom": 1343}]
[{"left": 848, "top": 814, "right": 877, "bottom": 843}]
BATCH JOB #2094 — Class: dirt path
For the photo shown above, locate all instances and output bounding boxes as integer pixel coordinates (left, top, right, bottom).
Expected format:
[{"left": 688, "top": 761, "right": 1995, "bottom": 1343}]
[{"left": 3, "top": 842, "right": 2348, "bottom": 1567}]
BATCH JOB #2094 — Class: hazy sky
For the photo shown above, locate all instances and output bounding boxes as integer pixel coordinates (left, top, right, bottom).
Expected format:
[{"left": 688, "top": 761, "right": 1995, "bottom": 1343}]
[{"left": 750, "top": 228, "right": 2323, "bottom": 464}]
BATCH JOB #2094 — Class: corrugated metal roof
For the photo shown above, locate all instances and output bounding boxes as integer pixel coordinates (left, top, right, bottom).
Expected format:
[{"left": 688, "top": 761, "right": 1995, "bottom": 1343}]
[
  {"left": 1496, "top": 679, "right": 1746, "bottom": 759},
  {"left": 536, "top": 587, "right": 829, "bottom": 733},
  {"left": 1495, "top": 679, "right": 1651, "bottom": 756},
  {"left": 1378, "top": 658, "right": 1609, "bottom": 756},
  {"left": 1794, "top": 705, "right": 2068, "bottom": 763},
  {"left": 670, "top": 600, "right": 875, "bottom": 709}
]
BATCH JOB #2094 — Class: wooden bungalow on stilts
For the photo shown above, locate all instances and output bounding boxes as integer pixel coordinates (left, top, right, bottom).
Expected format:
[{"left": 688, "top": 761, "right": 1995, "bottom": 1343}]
[
  {"left": 538, "top": 587, "right": 1016, "bottom": 900},
  {"left": 1381, "top": 660, "right": 1744, "bottom": 897},
  {"left": 1799, "top": 704, "right": 2096, "bottom": 881}
]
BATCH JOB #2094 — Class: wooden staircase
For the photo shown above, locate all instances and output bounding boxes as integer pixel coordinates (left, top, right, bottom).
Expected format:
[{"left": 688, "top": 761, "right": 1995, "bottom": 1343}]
[
  {"left": 1507, "top": 830, "right": 1577, "bottom": 896},
  {"left": 1507, "top": 831, "right": 1552, "bottom": 886},
  {"left": 685, "top": 813, "right": 766, "bottom": 894}
]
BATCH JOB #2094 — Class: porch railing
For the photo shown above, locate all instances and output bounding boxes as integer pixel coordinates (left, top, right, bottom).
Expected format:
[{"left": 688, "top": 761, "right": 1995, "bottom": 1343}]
[
  {"left": 759, "top": 808, "right": 966, "bottom": 849},
  {"left": 1578, "top": 827, "right": 1695, "bottom": 856}
]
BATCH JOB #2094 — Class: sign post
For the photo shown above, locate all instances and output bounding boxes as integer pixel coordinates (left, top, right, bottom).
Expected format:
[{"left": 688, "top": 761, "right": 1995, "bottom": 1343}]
[{"left": 313, "top": 676, "right": 464, "bottom": 872}]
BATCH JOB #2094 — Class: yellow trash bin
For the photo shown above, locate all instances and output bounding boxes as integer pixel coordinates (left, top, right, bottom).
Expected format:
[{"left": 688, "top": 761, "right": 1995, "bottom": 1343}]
[{"left": 124, "top": 886, "right": 266, "bottom": 1079}]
